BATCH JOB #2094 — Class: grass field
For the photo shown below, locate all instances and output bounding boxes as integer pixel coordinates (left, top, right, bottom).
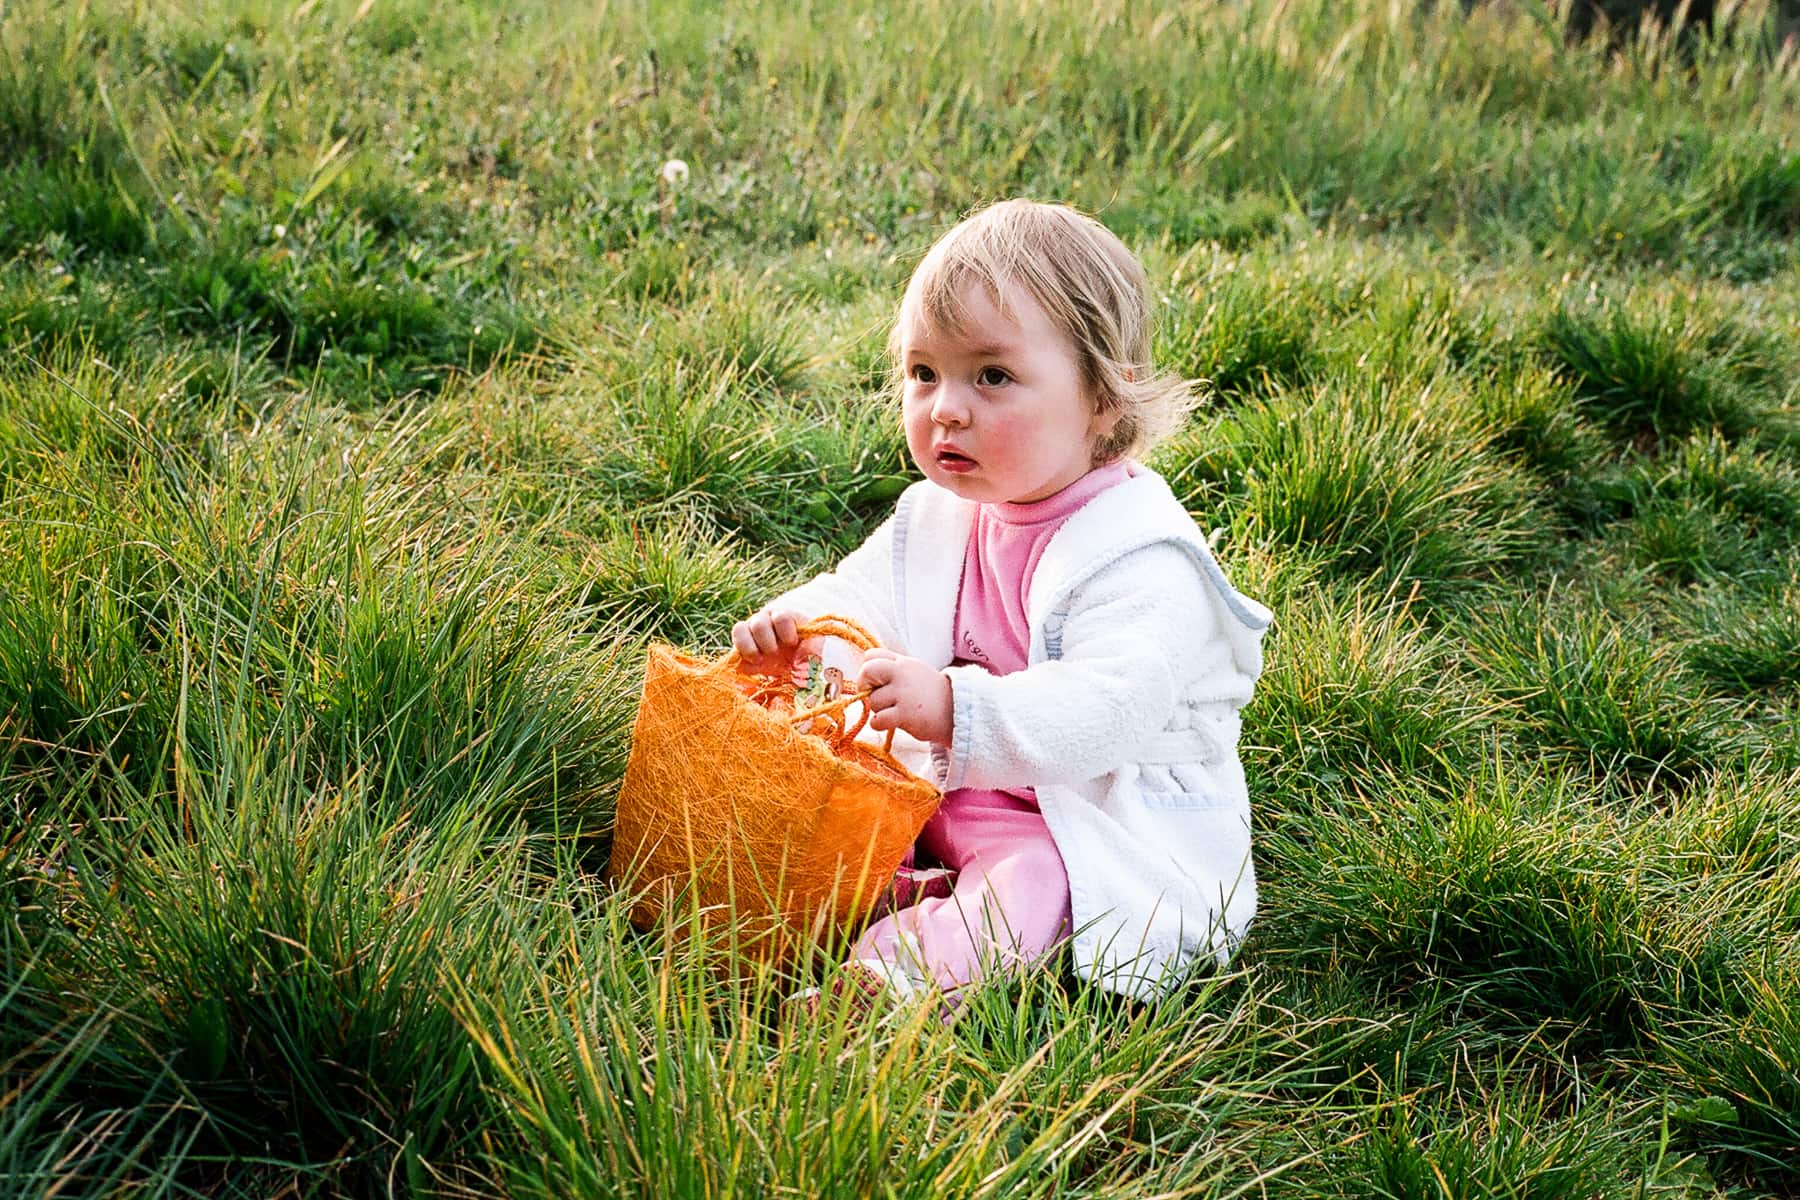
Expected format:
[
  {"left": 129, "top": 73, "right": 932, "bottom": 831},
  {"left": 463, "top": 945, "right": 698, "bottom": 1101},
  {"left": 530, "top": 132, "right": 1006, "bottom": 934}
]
[{"left": 3, "top": 0, "right": 1799, "bottom": 1195}]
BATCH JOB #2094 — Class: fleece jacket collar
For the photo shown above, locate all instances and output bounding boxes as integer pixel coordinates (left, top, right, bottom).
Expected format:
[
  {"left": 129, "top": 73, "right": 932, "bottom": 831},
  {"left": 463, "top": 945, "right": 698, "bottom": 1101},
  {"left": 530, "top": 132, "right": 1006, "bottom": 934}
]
[{"left": 893, "top": 469, "right": 1270, "bottom": 667}]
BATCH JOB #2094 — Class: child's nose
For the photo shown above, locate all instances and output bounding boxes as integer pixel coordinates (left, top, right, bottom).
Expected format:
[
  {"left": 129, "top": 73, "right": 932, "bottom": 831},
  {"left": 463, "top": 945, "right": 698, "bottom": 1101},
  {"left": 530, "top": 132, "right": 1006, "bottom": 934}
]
[{"left": 930, "top": 386, "right": 971, "bottom": 427}]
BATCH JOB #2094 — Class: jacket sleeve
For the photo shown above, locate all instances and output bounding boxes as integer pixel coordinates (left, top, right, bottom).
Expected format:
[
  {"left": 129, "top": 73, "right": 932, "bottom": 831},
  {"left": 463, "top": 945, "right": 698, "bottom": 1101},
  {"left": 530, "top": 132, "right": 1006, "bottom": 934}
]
[
  {"left": 938, "top": 542, "right": 1237, "bottom": 791},
  {"left": 766, "top": 511, "right": 907, "bottom": 654}
]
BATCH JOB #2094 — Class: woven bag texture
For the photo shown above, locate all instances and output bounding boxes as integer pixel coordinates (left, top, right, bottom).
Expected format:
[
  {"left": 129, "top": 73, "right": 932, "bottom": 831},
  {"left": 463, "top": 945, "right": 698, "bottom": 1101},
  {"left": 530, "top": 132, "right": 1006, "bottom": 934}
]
[{"left": 609, "top": 620, "right": 941, "bottom": 958}]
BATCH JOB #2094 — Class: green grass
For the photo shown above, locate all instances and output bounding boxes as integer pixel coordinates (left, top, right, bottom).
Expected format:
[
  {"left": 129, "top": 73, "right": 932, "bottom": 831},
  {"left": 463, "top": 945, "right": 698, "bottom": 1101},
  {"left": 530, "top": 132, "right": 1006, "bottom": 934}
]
[
  {"left": 1465, "top": 591, "right": 1737, "bottom": 789},
  {"left": 1164, "top": 364, "right": 1547, "bottom": 595},
  {"left": 1538, "top": 294, "right": 1778, "bottom": 443},
  {"left": 2, "top": 0, "right": 1798, "bottom": 1195}
]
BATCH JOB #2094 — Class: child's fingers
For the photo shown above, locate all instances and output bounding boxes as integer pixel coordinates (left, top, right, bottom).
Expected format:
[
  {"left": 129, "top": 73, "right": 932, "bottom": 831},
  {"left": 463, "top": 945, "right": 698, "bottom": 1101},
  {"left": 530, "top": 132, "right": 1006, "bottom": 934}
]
[
  {"left": 733, "top": 612, "right": 784, "bottom": 671},
  {"left": 854, "top": 652, "right": 895, "bottom": 693},
  {"left": 732, "top": 609, "right": 816, "bottom": 676},
  {"left": 862, "top": 684, "right": 898, "bottom": 730},
  {"left": 754, "top": 610, "right": 802, "bottom": 657},
  {"left": 750, "top": 616, "right": 783, "bottom": 658}
]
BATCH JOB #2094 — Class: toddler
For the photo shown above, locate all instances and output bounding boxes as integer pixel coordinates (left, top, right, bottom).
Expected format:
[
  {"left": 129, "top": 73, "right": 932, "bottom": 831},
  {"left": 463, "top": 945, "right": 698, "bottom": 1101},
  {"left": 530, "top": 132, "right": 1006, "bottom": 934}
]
[{"left": 732, "top": 199, "right": 1271, "bottom": 1011}]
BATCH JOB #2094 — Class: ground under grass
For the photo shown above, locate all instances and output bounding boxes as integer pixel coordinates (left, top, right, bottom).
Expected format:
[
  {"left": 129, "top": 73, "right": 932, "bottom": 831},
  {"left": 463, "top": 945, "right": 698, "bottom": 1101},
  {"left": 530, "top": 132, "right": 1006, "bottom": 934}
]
[{"left": 3, "top": 0, "right": 1799, "bottom": 1195}]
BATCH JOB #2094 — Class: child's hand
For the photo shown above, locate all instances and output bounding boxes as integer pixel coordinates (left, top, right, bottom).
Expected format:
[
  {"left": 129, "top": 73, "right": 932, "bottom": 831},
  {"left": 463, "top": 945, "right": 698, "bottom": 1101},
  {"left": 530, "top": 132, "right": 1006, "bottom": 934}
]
[
  {"left": 731, "top": 608, "right": 808, "bottom": 678},
  {"left": 857, "top": 649, "right": 953, "bottom": 745}
]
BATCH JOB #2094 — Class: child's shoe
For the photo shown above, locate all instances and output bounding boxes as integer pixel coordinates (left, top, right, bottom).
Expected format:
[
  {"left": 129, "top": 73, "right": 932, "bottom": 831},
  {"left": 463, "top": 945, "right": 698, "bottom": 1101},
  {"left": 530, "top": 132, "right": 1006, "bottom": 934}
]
[{"left": 791, "top": 961, "right": 892, "bottom": 1026}]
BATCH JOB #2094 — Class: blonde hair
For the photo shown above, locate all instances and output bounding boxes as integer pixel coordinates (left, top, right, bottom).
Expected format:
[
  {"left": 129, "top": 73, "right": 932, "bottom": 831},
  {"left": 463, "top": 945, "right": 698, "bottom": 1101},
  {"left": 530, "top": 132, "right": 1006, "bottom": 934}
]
[{"left": 888, "top": 199, "right": 1194, "bottom": 464}]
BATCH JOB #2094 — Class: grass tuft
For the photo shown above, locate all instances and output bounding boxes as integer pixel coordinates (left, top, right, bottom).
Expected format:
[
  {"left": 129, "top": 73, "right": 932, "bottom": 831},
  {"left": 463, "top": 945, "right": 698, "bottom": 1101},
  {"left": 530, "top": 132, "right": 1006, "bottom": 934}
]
[
  {"left": 567, "top": 512, "right": 787, "bottom": 645},
  {"left": 1537, "top": 295, "right": 1777, "bottom": 444},
  {"left": 1257, "top": 773, "right": 1656, "bottom": 1038},
  {"left": 63, "top": 765, "right": 534, "bottom": 1194},
  {"left": 1246, "top": 581, "right": 1480, "bottom": 802},
  {"left": 1358, "top": 1090, "right": 1649, "bottom": 1200},
  {"left": 1156, "top": 262, "right": 1316, "bottom": 401},
  {"left": 1466, "top": 594, "right": 1733, "bottom": 788},
  {"left": 1164, "top": 370, "right": 1544, "bottom": 593},
  {"left": 1648, "top": 958, "right": 1800, "bottom": 1184},
  {"left": 1685, "top": 580, "right": 1800, "bottom": 693}
]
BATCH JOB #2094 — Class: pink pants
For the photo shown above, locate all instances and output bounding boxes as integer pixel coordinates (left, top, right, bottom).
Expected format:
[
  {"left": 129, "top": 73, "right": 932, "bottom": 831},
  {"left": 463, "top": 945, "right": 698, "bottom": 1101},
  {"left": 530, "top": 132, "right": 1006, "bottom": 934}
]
[{"left": 851, "top": 787, "right": 1072, "bottom": 994}]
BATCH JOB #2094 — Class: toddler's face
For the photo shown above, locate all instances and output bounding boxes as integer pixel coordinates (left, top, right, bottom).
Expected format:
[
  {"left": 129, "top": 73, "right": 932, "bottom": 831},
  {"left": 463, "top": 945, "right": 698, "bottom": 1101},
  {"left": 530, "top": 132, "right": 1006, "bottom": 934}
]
[{"left": 898, "top": 282, "right": 1117, "bottom": 505}]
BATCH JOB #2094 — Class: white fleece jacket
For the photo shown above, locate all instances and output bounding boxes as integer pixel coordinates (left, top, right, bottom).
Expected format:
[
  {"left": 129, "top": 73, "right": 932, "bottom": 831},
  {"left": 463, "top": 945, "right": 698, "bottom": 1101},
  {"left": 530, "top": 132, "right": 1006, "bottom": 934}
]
[{"left": 775, "top": 465, "right": 1273, "bottom": 999}]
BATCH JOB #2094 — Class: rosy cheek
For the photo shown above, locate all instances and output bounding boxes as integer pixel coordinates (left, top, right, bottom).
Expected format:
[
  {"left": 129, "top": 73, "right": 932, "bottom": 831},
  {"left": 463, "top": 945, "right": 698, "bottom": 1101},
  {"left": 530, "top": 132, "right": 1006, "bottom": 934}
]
[
  {"left": 902, "top": 415, "right": 937, "bottom": 464},
  {"left": 977, "top": 409, "right": 1025, "bottom": 448}
]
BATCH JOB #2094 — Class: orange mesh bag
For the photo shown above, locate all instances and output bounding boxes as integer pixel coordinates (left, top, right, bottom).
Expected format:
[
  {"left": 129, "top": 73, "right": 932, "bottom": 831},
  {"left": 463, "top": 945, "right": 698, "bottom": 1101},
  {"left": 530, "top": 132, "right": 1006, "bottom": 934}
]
[{"left": 609, "top": 616, "right": 941, "bottom": 959}]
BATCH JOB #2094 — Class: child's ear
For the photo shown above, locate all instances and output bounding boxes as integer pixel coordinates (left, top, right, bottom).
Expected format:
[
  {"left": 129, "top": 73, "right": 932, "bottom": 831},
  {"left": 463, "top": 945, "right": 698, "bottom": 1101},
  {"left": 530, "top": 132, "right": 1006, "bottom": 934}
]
[
  {"left": 1095, "top": 370, "right": 1134, "bottom": 436},
  {"left": 1089, "top": 393, "right": 1124, "bottom": 439}
]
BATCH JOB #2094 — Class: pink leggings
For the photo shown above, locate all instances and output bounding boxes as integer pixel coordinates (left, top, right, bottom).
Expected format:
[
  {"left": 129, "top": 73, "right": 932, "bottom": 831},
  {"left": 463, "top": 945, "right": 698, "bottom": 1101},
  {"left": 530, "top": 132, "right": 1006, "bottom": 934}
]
[{"left": 851, "top": 787, "right": 1071, "bottom": 994}]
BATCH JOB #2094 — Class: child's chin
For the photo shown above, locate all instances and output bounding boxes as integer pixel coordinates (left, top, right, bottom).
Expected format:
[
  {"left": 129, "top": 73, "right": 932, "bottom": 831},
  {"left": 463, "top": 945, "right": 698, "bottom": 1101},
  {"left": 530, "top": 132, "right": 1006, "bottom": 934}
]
[{"left": 927, "top": 471, "right": 993, "bottom": 500}]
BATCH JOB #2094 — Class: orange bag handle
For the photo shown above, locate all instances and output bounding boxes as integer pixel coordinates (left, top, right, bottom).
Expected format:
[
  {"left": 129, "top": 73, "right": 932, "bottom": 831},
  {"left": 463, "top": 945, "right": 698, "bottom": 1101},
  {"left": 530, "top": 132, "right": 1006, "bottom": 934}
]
[{"left": 718, "top": 614, "right": 906, "bottom": 762}]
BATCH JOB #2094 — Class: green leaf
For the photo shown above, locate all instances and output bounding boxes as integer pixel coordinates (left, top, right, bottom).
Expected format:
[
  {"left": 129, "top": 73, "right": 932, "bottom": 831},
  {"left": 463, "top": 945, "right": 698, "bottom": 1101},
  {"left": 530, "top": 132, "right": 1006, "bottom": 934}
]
[
  {"left": 1668, "top": 1094, "right": 1739, "bottom": 1126},
  {"left": 854, "top": 475, "right": 910, "bottom": 506}
]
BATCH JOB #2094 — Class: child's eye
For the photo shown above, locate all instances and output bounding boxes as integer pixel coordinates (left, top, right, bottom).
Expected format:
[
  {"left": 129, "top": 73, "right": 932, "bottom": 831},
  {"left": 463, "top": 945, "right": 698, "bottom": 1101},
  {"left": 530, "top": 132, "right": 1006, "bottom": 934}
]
[
  {"left": 977, "top": 366, "right": 1011, "bottom": 386},
  {"left": 909, "top": 364, "right": 937, "bottom": 384}
]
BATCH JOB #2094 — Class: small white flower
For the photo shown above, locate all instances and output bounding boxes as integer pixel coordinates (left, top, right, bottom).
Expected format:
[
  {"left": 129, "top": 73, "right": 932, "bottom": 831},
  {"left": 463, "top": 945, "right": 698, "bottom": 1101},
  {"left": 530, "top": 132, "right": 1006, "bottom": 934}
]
[
  {"left": 272, "top": 223, "right": 287, "bottom": 239},
  {"left": 659, "top": 158, "right": 690, "bottom": 188}
]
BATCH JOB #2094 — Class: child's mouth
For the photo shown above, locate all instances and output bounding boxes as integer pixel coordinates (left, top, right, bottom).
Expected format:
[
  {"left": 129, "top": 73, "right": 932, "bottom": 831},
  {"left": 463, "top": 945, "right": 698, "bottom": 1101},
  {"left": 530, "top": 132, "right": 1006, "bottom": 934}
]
[{"left": 935, "top": 448, "right": 976, "bottom": 473}]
